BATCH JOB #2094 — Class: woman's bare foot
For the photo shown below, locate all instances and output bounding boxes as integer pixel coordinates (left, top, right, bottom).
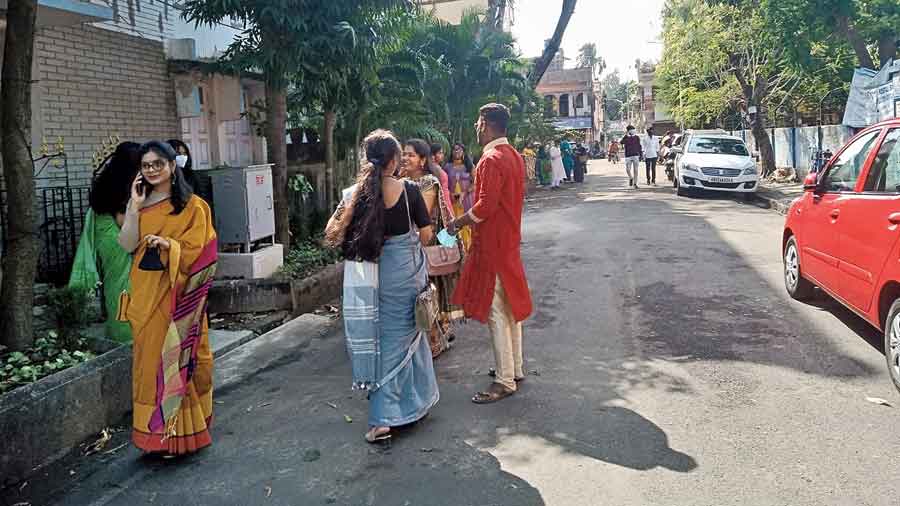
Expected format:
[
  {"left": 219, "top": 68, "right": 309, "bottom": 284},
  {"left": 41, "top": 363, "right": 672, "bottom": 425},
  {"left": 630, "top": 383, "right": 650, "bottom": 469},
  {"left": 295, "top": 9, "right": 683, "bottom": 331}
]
[{"left": 365, "top": 426, "right": 391, "bottom": 443}]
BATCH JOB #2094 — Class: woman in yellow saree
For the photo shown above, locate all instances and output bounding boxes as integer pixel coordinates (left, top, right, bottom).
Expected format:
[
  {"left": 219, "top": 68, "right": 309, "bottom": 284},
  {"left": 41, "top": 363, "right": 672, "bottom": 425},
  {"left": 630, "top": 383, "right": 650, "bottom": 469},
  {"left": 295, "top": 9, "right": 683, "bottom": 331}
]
[{"left": 118, "top": 141, "right": 217, "bottom": 456}]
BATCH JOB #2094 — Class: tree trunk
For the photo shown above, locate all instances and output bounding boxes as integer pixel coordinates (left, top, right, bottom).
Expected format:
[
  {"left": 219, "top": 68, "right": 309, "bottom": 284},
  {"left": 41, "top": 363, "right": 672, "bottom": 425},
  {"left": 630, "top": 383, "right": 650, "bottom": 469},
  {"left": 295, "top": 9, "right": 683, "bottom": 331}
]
[
  {"left": 527, "top": 0, "right": 577, "bottom": 88},
  {"left": 878, "top": 33, "right": 897, "bottom": 69},
  {"left": 265, "top": 79, "right": 291, "bottom": 249},
  {"left": 487, "top": 0, "right": 508, "bottom": 30},
  {"left": 837, "top": 15, "right": 877, "bottom": 70},
  {"left": 750, "top": 102, "right": 776, "bottom": 177},
  {"left": 1, "top": 0, "right": 39, "bottom": 352},
  {"left": 323, "top": 108, "right": 337, "bottom": 212}
]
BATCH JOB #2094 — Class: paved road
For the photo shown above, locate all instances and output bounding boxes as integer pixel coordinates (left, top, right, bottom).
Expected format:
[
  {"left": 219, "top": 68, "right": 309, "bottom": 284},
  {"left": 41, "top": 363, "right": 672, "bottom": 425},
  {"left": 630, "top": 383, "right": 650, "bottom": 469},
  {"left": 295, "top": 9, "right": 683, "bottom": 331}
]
[{"left": 23, "top": 160, "right": 900, "bottom": 506}]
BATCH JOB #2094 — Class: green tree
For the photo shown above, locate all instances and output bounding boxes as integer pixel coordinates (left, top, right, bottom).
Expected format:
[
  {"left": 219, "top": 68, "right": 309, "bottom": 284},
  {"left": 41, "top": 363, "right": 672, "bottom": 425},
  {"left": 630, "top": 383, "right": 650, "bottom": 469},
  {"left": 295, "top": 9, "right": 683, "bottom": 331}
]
[
  {"left": 181, "top": 0, "right": 405, "bottom": 244},
  {"left": 658, "top": 0, "right": 801, "bottom": 175},
  {"left": 761, "top": 0, "right": 898, "bottom": 71},
  {"left": 1, "top": 0, "right": 39, "bottom": 351}
]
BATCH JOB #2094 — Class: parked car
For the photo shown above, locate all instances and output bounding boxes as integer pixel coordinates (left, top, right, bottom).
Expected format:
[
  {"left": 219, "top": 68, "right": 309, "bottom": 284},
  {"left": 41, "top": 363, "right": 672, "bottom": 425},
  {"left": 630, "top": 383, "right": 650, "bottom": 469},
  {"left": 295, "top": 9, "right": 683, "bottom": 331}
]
[
  {"left": 672, "top": 130, "right": 758, "bottom": 199},
  {"left": 783, "top": 118, "right": 900, "bottom": 391}
]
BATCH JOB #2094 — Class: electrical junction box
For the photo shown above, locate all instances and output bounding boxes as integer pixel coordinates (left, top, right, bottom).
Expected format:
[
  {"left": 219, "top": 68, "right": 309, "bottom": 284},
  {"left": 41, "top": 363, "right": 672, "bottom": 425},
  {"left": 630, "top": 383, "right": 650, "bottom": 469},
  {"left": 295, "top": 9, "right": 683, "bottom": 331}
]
[{"left": 209, "top": 164, "right": 276, "bottom": 251}]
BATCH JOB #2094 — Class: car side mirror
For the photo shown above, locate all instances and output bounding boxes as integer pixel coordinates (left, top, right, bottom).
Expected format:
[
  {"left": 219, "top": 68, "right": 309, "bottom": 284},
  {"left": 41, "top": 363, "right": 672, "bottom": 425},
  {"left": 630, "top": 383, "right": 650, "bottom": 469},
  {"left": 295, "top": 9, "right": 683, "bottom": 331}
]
[{"left": 803, "top": 172, "right": 819, "bottom": 191}]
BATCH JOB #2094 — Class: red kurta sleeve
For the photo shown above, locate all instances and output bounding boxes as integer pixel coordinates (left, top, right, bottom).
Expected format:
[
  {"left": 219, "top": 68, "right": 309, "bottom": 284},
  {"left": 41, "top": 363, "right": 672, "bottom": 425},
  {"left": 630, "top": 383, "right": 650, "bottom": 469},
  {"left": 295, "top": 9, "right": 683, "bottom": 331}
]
[{"left": 469, "top": 155, "right": 504, "bottom": 223}]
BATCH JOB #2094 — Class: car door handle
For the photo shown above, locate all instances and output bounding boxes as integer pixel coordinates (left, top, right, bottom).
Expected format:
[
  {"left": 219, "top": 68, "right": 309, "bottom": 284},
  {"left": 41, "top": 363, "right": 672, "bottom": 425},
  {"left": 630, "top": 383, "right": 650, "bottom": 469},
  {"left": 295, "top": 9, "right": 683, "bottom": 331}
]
[
  {"left": 830, "top": 209, "right": 840, "bottom": 219},
  {"left": 889, "top": 212, "right": 900, "bottom": 225}
]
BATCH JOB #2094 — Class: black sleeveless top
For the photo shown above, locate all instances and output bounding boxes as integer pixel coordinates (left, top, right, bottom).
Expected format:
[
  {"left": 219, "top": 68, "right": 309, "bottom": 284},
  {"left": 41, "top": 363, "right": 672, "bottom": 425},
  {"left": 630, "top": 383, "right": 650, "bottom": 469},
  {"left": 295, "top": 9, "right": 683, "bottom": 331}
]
[{"left": 384, "top": 182, "right": 431, "bottom": 237}]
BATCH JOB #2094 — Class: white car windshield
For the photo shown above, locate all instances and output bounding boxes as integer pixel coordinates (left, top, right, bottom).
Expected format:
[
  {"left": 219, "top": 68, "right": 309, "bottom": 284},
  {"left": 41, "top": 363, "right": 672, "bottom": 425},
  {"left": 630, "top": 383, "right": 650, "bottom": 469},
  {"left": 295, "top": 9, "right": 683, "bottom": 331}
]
[{"left": 688, "top": 137, "right": 749, "bottom": 156}]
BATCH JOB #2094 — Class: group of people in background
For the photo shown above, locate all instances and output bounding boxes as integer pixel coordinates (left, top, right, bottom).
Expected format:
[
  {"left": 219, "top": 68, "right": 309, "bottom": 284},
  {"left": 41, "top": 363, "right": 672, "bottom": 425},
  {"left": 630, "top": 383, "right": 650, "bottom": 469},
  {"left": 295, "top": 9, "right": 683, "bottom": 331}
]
[
  {"left": 326, "top": 103, "right": 532, "bottom": 443},
  {"left": 70, "top": 138, "right": 217, "bottom": 457},
  {"left": 526, "top": 136, "right": 591, "bottom": 189}
]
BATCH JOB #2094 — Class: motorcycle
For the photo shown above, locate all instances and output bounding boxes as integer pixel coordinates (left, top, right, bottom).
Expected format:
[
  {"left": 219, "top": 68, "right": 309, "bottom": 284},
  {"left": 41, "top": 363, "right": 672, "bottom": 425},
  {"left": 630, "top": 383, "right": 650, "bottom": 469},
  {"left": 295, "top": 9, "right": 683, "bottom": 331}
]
[{"left": 664, "top": 150, "right": 676, "bottom": 182}]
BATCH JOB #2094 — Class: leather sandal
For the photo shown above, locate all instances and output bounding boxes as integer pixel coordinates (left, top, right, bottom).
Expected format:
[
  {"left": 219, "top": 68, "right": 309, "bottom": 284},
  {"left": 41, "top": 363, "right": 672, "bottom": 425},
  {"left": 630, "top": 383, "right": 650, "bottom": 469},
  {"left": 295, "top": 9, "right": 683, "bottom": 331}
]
[{"left": 472, "top": 383, "right": 516, "bottom": 404}]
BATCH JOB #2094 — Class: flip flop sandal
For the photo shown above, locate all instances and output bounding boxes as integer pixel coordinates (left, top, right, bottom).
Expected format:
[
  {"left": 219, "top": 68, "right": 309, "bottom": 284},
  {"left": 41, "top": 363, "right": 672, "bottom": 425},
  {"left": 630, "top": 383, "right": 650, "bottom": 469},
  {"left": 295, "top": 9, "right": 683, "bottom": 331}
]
[
  {"left": 472, "top": 384, "right": 516, "bottom": 404},
  {"left": 487, "top": 368, "right": 524, "bottom": 382},
  {"left": 365, "top": 428, "right": 392, "bottom": 443}
]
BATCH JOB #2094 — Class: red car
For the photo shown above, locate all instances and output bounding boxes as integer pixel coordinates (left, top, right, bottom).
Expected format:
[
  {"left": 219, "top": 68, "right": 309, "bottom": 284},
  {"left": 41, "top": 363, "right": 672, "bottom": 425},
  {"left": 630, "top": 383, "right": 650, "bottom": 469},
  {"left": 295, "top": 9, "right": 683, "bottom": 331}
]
[{"left": 783, "top": 118, "right": 900, "bottom": 391}]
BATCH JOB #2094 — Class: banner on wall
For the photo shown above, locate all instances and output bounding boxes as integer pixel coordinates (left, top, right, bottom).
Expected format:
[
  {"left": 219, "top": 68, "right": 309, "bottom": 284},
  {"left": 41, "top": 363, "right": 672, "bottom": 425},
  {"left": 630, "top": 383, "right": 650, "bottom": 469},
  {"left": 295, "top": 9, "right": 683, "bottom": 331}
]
[{"left": 843, "top": 60, "right": 900, "bottom": 128}]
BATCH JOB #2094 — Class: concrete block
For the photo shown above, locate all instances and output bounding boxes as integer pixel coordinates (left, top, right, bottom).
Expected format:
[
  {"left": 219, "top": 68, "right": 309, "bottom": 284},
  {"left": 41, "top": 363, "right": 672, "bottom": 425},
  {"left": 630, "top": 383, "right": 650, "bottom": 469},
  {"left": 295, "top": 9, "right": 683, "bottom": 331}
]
[
  {"left": 214, "top": 314, "right": 337, "bottom": 390},
  {"left": 216, "top": 244, "right": 284, "bottom": 280},
  {"left": 209, "top": 329, "right": 256, "bottom": 358},
  {"left": 207, "top": 278, "right": 293, "bottom": 315}
]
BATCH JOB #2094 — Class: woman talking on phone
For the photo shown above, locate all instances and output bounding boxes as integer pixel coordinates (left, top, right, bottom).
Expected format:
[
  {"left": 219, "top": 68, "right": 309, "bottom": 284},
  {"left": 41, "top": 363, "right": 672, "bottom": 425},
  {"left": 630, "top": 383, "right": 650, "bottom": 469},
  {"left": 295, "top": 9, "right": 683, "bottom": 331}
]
[{"left": 117, "top": 140, "right": 218, "bottom": 457}]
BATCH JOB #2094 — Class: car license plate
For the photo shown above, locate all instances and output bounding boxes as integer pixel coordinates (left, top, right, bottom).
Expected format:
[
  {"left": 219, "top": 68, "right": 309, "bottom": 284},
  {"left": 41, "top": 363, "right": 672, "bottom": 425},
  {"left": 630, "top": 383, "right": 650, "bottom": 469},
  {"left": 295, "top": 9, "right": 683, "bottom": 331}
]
[{"left": 709, "top": 177, "right": 734, "bottom": 183}]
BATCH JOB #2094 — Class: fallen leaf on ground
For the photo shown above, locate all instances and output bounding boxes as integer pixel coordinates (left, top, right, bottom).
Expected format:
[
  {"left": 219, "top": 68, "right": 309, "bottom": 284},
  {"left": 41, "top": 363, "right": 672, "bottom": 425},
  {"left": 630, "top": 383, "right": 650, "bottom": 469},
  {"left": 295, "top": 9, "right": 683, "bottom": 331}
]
[
  {"left": 265, "top": 486, "right": 272, "bottom": 498},
  {"left": 69, "top": 470, "right": 75, "bottom": 476},
  {"left": 257, "top": 402, "right": 272, "bottom": 408},
  {"left": 302, "top": 449, "right": 321, "bottom": 462},
  {"left": 420, "top": 448, "right": 433, "bottom": 453},
  {"left": 866, "top": 397, "right": 892, "bottom": 407},
  {"left": 215, "top": 400, "right": 225, "bottom": 405},
  {"left": 344, "top": 415, "right": 353, "bottom": 423},
  {"left": 326, "top": 402, "right": 338, "bottom": 409},
  {"left": 18, "top": 481, "right": 27, "bottom": 492},
  {"left": 83, "top": 428, "right": 112, "bottom": 456}
]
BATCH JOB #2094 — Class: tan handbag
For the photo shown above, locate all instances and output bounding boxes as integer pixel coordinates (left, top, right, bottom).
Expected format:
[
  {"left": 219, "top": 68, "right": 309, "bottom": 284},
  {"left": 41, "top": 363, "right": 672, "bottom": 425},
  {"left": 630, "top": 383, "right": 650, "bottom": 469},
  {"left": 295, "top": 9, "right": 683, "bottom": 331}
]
[{"left": 423, "top": 244, "right": 461, "bottom": 276}]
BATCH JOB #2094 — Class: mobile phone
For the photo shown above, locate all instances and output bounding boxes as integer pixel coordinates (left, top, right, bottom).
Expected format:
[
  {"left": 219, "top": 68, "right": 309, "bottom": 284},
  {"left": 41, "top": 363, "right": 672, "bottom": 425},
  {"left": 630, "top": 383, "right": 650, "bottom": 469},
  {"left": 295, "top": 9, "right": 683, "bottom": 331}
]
[{"left": 138, "top": 175, "right": 153, "bottom": 197}]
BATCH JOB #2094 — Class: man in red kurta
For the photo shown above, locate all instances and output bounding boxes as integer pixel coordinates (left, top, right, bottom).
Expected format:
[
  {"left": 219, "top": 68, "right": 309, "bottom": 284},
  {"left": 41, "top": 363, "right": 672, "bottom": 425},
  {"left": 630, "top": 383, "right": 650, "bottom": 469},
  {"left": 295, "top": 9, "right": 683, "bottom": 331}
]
[{"left": 450, "top": 103, "right": 533, "bottom": 403}]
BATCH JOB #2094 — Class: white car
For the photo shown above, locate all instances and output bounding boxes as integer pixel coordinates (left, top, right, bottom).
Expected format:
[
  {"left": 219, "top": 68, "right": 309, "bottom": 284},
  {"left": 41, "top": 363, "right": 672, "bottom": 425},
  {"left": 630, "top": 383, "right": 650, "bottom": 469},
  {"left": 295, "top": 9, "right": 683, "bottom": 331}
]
[{"left": 672, "top": 131, "right": 758, "bottom": 199}]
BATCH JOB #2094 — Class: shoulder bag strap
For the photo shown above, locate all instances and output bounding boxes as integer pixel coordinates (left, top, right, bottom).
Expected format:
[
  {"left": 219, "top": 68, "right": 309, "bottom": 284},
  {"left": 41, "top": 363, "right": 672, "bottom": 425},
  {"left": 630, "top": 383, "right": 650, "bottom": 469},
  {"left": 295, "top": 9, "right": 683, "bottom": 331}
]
[{"left": 402, "top": 183, "right": 423, "bottom": 292}]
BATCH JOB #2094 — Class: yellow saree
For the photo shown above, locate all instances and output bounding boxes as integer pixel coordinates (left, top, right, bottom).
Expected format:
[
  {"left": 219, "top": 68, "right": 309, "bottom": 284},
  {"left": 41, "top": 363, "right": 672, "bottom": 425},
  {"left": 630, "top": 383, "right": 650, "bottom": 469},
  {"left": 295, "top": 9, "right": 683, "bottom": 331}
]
[{"left": 120, "top": 195, "right": 217, "bottom": 455}]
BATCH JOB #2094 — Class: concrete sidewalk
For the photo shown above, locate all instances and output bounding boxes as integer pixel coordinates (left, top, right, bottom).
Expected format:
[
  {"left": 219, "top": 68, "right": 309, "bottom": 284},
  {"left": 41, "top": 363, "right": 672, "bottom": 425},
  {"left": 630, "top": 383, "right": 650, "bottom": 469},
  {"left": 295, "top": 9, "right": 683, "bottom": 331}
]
[{"left": 755, "top": 181, "right": 804, "bottom": 215}]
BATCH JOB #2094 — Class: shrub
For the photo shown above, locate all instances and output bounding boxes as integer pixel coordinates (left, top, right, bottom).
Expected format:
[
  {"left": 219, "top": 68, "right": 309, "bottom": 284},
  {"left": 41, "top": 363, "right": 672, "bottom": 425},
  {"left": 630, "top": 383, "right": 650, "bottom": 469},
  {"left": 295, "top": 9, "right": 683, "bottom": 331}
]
[
  {"left": 47, "top": 286, "right": 96, "bottom": 348},
  {"left": 0, "top": 333, "right": 95, "bottom": 394},
  {"left": 280, "top": 238, "right": 342, "bottom": 279}
]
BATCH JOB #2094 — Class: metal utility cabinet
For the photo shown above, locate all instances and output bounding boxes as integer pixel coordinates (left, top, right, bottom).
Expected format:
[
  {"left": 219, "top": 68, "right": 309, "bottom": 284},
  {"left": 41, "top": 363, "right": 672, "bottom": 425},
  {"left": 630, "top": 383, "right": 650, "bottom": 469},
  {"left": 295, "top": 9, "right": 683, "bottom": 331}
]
[{"left": 210, "top": 164, "right": 276, "bottom": 252}]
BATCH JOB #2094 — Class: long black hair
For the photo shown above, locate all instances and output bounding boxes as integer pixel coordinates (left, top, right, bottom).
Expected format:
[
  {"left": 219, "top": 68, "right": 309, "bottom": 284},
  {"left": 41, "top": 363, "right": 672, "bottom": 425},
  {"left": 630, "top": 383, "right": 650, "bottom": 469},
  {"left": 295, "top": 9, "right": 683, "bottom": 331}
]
[
  {"left": 166, "top": 138, "right": 197, "bottom": 189},
  {"left": 90, "top": 141, "right": 142, "bottom": 215},
  {"left": 337, "top": 130, "right": 402, "bottom": 262},
  {"left": 405, "top": 138, "right": 433, "bottom": 176},
  {"left": 139, "top": 140, "right": 194, "bottom": 215},
  {"left": 451, "top": 142, "right": 475, "bottom": 173}
]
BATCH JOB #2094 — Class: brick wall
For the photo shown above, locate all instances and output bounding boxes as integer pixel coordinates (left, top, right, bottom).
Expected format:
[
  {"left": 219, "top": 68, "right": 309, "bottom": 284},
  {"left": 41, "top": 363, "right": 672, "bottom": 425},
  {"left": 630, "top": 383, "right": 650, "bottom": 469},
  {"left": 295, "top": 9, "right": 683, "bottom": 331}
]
[{"left": 33, "top": 23, "right": 178, "bottom": 188}]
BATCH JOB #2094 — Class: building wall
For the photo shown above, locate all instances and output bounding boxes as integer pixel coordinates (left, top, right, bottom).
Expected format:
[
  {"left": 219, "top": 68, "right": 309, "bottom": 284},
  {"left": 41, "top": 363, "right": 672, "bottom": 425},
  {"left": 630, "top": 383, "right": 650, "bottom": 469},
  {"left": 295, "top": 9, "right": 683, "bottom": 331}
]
[
  {"left": 33, "top": 23, "right": 178, "bottom": 187},
  {"left": 422, "top": 0, "right": 490, "bottom": 24}
]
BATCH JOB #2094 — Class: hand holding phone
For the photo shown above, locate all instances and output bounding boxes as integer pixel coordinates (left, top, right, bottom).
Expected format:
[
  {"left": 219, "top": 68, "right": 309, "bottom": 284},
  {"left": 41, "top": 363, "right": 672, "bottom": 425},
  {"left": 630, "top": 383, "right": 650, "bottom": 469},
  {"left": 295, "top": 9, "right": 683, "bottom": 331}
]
[{"left": 131, "top": 174, "right": 150, "bottom": 206}]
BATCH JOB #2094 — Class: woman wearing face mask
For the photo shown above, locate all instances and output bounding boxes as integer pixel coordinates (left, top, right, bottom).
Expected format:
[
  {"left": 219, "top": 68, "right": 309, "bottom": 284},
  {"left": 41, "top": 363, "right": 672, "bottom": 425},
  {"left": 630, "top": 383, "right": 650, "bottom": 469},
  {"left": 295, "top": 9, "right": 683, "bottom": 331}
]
[
  {"left": 118, "top": 140, "right": 217, "bottom": 457},
  {"left": 166, "top": 139, "right": 197, "bottom": 190},
  {"left": 325, "top": 130, "right": 439, "bottom": 443},
  {"left": 69, "top": 142, "right": 142, "bottom": 342},
  {"left": 403, "top": 139, "right": 464, "bottom": 357}
]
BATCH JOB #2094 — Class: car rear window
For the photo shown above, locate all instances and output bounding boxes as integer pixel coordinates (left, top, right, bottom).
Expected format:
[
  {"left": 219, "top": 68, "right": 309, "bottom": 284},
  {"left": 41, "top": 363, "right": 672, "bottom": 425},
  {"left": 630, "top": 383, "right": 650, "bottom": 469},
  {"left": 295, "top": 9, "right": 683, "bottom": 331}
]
[{"left": 688, "top": 137, "right": 749, "bottom": 156}]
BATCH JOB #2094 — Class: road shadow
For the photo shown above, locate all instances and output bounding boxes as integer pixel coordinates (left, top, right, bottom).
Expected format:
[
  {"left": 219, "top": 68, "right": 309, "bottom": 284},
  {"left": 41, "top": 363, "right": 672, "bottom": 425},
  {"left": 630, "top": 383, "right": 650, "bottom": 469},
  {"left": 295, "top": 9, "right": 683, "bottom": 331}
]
[{"left": 23, "top": 329, "right": 546, "bottom": 506}]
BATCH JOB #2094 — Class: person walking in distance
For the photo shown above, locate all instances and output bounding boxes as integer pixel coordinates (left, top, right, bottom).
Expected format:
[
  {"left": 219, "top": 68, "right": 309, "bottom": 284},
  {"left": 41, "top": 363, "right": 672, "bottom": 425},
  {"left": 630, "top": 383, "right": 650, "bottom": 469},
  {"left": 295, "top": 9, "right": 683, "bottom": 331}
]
[
  {"left": 642, "top": 126, "right": 660, "bottom": 186},
  {"left": 548, "top": 141, "right": 566, "bottom": 189},
  {"left": 620, "top": 125, "right": 643, "bottom": 188},
  {"left": 450, "top": 103, "right": 533, "bottom": 404}
]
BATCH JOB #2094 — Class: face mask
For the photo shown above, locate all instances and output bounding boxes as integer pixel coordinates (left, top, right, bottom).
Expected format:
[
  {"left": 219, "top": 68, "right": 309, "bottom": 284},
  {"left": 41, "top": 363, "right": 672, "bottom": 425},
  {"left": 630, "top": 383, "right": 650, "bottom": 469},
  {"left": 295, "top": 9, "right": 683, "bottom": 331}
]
[
  {"left": 627, "top": 131, "right": 635, "bottom": 136},
  {"left": 175, "top": 154, "right": 188, "bottom": 168}
]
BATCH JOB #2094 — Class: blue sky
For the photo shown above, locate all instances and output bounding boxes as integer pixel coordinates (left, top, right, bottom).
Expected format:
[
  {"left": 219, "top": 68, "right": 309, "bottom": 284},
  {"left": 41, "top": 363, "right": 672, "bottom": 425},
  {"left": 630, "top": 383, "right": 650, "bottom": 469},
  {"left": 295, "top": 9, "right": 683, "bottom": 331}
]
[{"left": 511, "top": 0, "right": 665, "bottom": 80}]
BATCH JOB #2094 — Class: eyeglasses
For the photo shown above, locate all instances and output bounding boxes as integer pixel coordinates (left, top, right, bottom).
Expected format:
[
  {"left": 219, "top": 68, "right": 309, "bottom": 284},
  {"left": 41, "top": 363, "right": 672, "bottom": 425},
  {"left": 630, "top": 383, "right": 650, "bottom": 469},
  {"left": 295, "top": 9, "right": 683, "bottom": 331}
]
[{"left": 141, "top": 159, "right": 168, "bottom": 173}]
